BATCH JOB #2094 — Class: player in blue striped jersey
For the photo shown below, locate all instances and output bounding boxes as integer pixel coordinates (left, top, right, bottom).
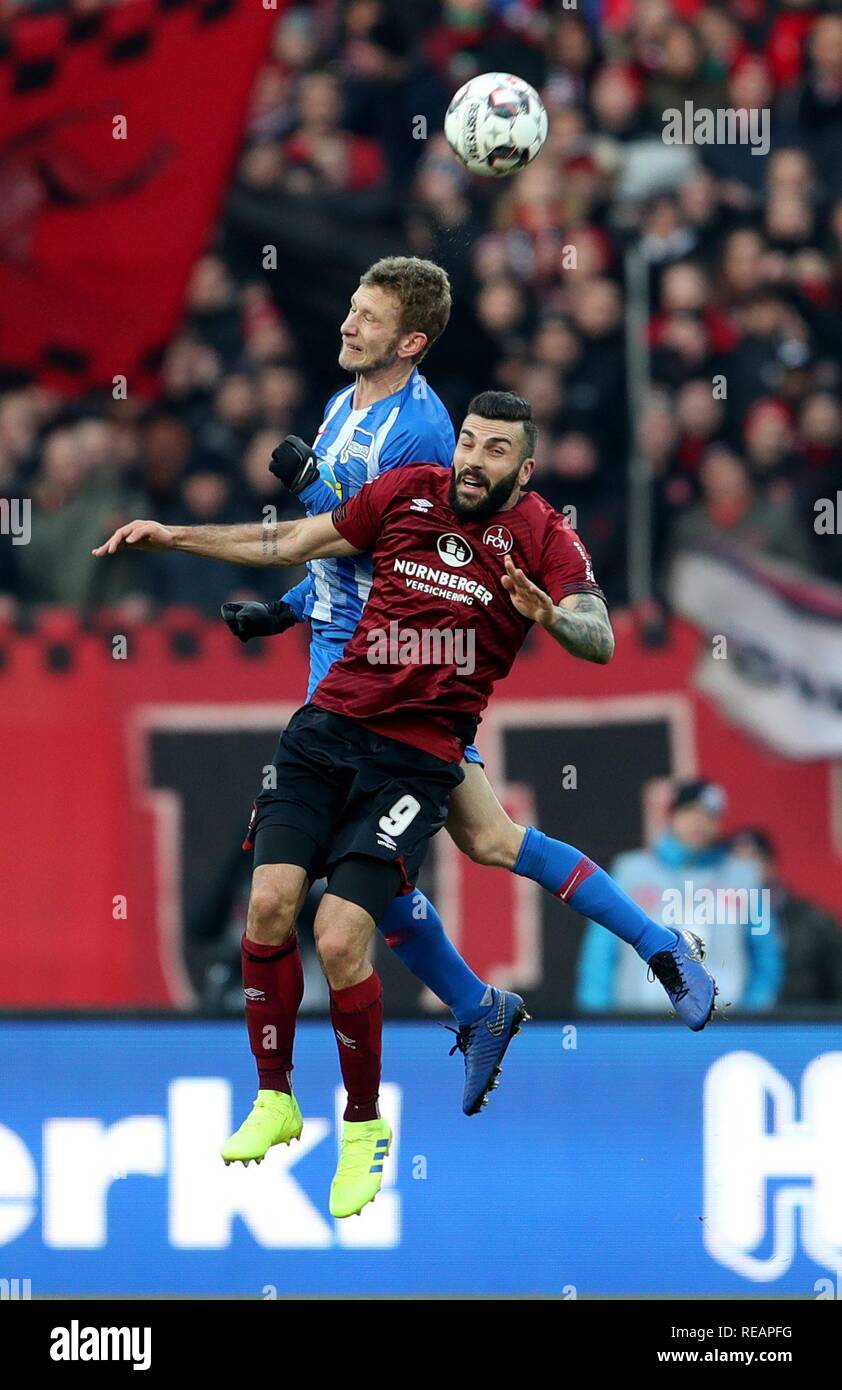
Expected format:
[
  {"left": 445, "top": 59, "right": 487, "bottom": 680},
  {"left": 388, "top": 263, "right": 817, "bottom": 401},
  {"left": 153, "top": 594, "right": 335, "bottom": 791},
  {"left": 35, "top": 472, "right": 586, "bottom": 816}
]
[
  {"left": 221, "top": 258, "right": 714, "bottom": 1134},
  {"left": 280, "top": 362, "right": 458, "bottom": 701}
]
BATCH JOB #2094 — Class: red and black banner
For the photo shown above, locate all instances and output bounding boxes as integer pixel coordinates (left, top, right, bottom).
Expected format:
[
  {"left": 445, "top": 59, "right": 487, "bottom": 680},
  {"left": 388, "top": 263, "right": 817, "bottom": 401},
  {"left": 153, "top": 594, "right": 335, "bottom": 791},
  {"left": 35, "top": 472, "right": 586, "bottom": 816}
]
[
  {"left": 0, "top": 0, "right": 279, "bottom": 395},
  {"left": 0, "top": 614, "right": 839, "bottom": 1010}
]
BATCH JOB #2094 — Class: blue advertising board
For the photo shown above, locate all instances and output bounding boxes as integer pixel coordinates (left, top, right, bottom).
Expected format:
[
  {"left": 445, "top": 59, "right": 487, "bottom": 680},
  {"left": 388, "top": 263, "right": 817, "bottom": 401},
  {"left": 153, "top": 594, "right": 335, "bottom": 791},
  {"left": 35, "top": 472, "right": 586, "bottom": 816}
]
[{"left": 0, "top": 1021, "right": 840, "bottom": 1296}]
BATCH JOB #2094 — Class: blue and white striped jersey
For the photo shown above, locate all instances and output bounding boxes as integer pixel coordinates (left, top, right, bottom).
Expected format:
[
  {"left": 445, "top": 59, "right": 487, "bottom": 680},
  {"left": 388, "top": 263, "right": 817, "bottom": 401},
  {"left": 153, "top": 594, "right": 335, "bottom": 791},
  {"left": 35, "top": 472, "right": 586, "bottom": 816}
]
[{"left": 281, "top": 367, "right": 455, "bottom": 642}]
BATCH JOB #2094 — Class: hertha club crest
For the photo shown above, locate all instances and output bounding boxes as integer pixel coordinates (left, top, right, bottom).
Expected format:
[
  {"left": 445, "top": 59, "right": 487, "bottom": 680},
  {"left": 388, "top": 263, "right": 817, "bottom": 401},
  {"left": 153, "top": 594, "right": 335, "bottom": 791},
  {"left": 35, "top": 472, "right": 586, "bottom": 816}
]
[{"left": 483, "top": 524, "right": 514, "bottom": 555}]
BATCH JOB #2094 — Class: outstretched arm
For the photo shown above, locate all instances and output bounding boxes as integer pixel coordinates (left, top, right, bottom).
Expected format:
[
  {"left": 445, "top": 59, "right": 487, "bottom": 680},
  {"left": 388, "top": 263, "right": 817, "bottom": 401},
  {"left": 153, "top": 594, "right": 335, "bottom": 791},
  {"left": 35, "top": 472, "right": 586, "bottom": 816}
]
[
  {"left": 501, "top": 556, "right": 615, "bottom": 664},
  {"left": 92, "top": 512, "right": 360, "bottom": 567}
]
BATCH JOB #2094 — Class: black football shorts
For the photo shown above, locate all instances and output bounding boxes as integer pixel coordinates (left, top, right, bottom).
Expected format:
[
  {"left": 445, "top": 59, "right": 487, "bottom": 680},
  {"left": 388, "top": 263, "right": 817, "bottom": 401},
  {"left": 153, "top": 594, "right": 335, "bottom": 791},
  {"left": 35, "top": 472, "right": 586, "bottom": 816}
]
[{"left": 248, "top": 704, "right": 464, "bottom": 892}]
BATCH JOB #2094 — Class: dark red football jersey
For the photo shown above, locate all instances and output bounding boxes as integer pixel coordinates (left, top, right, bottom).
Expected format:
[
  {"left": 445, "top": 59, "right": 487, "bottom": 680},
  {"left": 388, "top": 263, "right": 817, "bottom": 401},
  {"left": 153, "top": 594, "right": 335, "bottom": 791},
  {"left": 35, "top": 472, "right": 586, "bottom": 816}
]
[{"left": 312, "top": 463, "right": 604, "bottom": 762}]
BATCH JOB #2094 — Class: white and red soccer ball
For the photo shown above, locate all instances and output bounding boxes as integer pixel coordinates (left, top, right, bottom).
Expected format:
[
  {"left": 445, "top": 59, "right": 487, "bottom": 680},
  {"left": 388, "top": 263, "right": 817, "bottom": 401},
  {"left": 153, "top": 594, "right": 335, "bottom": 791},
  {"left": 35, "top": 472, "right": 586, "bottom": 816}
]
[{"left": 444, "top": 71, "right": 548, "bottom": 178}]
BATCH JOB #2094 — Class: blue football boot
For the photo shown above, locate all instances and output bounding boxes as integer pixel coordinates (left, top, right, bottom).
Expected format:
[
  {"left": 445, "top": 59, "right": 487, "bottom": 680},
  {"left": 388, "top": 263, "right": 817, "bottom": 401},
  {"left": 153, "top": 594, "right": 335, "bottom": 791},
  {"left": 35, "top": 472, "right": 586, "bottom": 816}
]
[
  {"left": 448, "top": 988, "right": 530, "bottom": 1115},
  {"left": 647, "top": 929, "right": 717, "bottom": 1031}
]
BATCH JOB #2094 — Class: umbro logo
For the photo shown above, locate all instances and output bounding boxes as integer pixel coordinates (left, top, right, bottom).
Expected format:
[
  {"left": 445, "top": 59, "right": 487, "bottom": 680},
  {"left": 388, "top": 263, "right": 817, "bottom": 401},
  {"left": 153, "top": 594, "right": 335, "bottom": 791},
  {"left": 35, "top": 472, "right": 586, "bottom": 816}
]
[
  {"left": 376, "top": 832, "right": 397, "bottom": 851},
  {"left": 243, "top": 987, "right": 266, "bottom": 1001},
  {"left": 410, "top": 498, "right": 434, "bottom": 513},
  {"left": 335, "top": 1029, "right": 357, "bottom": 1049}
]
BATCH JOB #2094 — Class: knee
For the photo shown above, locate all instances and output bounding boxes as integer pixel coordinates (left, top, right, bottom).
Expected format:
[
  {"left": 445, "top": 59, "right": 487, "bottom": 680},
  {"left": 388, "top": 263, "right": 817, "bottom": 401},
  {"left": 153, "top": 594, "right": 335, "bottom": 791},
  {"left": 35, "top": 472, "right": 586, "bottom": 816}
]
[
  {"left": 246, "top": 880, "right": 297, "bottom": 947},
  {"left": 456, "top": 818, "right": 526, "bottom": 870},
  {"left": 317, "top": 927, "right": 362, "bottom": 989}
]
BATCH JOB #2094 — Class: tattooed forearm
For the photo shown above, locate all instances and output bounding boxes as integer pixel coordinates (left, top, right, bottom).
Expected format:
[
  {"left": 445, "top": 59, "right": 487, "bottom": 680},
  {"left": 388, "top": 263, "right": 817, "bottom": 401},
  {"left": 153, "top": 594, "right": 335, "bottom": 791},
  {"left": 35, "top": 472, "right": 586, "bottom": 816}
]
[
  {"left": 171, "top": 521, "right": 298, "bottom": 566},
  {"left": 173, "top": 515, "right": 354, "bottom": 566},
  {"left": 545, "top": 593, "right": 615, "bottom": 664},
  {"left": 261, "top": 519, "right": 279, "bottom": 560}
]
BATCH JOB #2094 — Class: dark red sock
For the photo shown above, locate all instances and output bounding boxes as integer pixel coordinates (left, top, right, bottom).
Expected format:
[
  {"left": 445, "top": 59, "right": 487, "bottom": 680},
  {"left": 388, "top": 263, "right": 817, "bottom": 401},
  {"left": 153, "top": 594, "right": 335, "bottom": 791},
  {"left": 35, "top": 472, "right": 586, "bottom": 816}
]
[
  {"left": 241, "top": 932, "right": 304, "bottom": 1093},
  {"left": 329, "top": 970, "right": 383, "bottom": 1122}
]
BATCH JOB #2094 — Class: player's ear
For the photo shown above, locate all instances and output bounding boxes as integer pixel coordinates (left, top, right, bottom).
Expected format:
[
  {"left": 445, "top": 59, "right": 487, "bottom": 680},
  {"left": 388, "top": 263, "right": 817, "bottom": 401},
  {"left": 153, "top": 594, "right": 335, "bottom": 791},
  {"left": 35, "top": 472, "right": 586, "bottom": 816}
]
[
  {"left": 518, "top": 456, "right": 536, "bottom": 487},
  {"left": 398, "top": 330, "right": 427, "bottom": 361}
]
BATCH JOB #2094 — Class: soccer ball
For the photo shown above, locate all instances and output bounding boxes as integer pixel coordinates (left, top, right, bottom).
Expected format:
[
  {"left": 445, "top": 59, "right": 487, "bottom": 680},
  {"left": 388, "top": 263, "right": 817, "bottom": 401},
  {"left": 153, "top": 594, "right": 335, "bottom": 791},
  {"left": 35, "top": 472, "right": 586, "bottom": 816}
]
[{"left": 444, "top": 71, "right": 548, "bottom": 178}]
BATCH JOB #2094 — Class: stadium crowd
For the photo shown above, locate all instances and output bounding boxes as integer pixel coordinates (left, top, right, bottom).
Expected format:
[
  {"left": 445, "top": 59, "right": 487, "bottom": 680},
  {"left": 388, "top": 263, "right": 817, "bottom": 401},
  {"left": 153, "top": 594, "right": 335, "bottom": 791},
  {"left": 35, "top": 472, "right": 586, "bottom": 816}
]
[{"left": 3, "top": 0, "right": 842, "bottom": 619}]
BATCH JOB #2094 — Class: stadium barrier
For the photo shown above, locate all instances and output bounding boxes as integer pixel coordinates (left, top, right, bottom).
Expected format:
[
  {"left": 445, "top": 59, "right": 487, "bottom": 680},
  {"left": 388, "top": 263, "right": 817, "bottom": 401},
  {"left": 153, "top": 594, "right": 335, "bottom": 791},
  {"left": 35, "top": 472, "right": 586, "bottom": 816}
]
[
  {"left": 0, "top": 1019, "right": 839, "bottom": 1296},
  {"left": 0, "top": 612, "right": 839, "bottom": 1009}
]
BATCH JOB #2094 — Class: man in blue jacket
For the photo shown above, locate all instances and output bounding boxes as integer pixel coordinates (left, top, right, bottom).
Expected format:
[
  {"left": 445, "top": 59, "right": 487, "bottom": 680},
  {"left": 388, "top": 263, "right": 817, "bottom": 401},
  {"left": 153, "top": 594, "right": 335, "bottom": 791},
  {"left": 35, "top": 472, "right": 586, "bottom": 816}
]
[{"left": 576, "top": 780, "right": 782, "bottom": 1013}]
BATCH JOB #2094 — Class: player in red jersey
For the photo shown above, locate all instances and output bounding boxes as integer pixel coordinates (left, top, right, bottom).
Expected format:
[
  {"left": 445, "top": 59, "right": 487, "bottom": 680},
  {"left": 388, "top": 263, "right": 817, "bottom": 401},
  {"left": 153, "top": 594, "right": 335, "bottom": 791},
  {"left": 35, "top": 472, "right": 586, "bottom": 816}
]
[{"left": 95, "top": 391, "right": 717, "bottom": 1217}]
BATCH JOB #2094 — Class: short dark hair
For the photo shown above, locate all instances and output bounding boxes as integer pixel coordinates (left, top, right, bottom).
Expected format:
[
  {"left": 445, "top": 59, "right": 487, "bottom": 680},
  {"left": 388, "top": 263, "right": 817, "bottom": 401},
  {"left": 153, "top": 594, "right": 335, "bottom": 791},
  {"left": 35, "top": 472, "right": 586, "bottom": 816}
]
[
  {"left": 359, "top": 257, "right": 451, "bottom": 363},
  {"left": 466, "top": 390, "right": 538, "bottom": 461},
  {"left": 730, "top": 826, "right": 776, "bottom": 861},
  {"left": 670, "top": 779, "right": 727, "bottom": 815}
]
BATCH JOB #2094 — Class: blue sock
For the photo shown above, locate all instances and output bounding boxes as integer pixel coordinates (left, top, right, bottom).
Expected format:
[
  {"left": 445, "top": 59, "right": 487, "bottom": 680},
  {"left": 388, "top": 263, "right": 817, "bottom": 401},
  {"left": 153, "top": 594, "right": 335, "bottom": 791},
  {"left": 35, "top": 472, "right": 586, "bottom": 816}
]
[
  {"left": 513, "top": 826, "right": 676, "bottom": 962},
  {"left": 377, "top": 891, "right": 492, "bottom": 1026}
]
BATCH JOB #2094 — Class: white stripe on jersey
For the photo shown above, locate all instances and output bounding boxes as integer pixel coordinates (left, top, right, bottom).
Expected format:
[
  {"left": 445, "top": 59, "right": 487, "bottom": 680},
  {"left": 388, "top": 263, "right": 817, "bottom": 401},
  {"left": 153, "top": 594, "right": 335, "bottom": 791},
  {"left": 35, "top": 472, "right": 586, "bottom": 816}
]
[
  {"left": 352, "top": 563, "right": 373, "bottom": 608},
  {"left": 323, "top": 403, "right": 366, "bottom": 471},
  {"left": 311, "top": 392, "right": 368, "bottom": 623},
  {"left": 369, "top": 405, "right": 401, "bottom": 482},
  {"left": 312, "top": 401, "right": 403, "bottom": 619},
  {"left": 304, "top": 369, "right": 452, "bottom": 629},
  {"left": 346, "top": 404, "right": 402, "bottom": 607},
  {"left": 309, "top": 557, "right": 333, "bottom": 623},
  {"left": 319, "top": 384, "right": 354, "bottom": 434}
]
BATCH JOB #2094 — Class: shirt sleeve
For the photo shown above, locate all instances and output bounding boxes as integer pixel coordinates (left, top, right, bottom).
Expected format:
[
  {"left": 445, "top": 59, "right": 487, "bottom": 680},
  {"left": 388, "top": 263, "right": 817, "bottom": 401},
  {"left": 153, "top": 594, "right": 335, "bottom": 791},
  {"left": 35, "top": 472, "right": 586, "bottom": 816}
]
[
  {"left": 280, "top": 575, "right": 311, "bottom": 621},
  {"left": 539, "top": 516, "right": 605, "bottom": 604},
  {"left": 378, "top": 413, "right": 455, "bottom": 475},
  {"left": 298, "top": 475, "right": 344, "bottom": 516},
  {"left": 297, "top": 389, "right": 347, "bottom": 514},
  {"left": 330, "top": 468, "right": 407, "bottom": 551}
]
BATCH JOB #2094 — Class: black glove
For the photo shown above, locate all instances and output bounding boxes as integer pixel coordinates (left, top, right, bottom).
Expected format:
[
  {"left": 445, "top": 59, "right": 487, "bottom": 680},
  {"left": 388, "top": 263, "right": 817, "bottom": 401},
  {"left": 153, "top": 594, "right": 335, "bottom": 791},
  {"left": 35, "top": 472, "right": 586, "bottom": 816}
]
[
  {"left": 221, "top": 600, "right": 298, "bottom": 643},
  {"left": 268, "top": 435, "right": 319, "bottom": 494}
]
